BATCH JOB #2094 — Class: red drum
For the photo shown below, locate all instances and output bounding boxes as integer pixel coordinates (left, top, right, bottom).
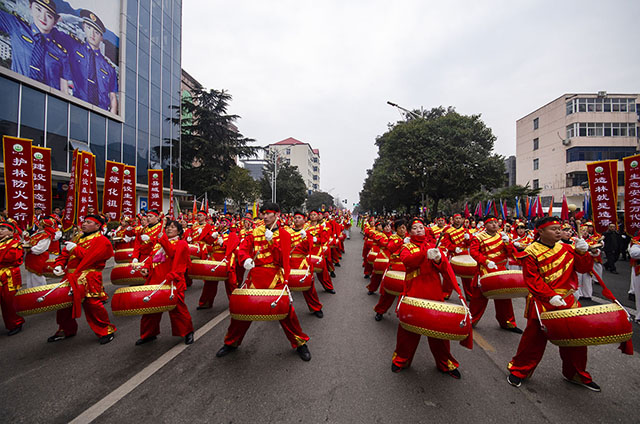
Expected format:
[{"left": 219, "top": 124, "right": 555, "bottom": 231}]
[
  {"left": 450, "top": 255, "right": 478, "bottom": 279},
  {"left": 188, "top": 244, "right": 201, "bottom": 259},
  {"left": 14, "top": 282, "right": 73, "bottom": 316},
  {"left": 188, "top": 259, "right": 229, "bottom": 281},
  {"left": 288, "top": 268, "right": 313, "bottom": 292},
  {"left": 110, "top": 263, "right": 146, "bottom": 285},
  {"left": 540, "top": 303, "right": 633, "bottom": 347},
  {"left": 42, "top": 258, "right": 57, "bottom": 278},
  {"left": 382, "top": 270, "right": 405, "bottom": 296},
  {"left": 397, "top": 296, "right": 471, "bottom": 341},
  {"left": 366, "top": 249, "right": 378, "bottom": 265},
  {"left": 111, "top": 284, "right": 177, "bottom": 316},
  {"left": 373, "top": 255, "right": 389, "bottom": 275},
  {"left": 114, "top": 248, "right": 134, "bottom": 263},
  {"left": 229, "top": 288, "right": 290, "bottom": 321},
  {"left": 479, "top": 270, "right": 528, "bottom": 299},
  {"left": 309, "top": 255, "right": 324, "bottom": 273},
  {"left": 339, "top": 232, "right": 346, "bottom": 241}
]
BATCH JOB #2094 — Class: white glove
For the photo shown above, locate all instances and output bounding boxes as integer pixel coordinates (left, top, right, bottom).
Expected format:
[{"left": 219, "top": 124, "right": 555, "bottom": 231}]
[
  {"left": 501, "top": 232, "right": 510, "bottom": 243},
  {"left": 427, "top": 248, "right": 441, "bottom": 261},
  {"left": 629, "top": 244, "right": 640, "bottom": 260},
  {"left": 549, "top": 295, "right": 567, "bottom": 307},
  {"left": 64, "top": 241, "right": 77, "bottom": 251},
  {"left": 486, "top": 260, "right": 497, "bottom": 270},
  {"left": 299, "top": 229, "right": 306, "bottom": 239},
  {"left": 574, "top": 238, "right": 588, "bottom": 254},
  {"left": 265, "top": 229, "right": 273, "bottom": 241},
  {"left": 132, "top": 258, "right": 139, "bottom": 264},
  {"left": 53, "top": 265, "right": 64, "bottom": 276},
  {"left": 455, "top": 247, "right": 463, "bottom": 254},
  {"left": 464, "top": 233, "right": 470, "bottom": 240},
  {"left": 589, "top": 249, "right": 600, "bottom": 257},
  {"left": 243, "top": 258, "right": 255, "bottom": 270},
  {"left": 22, "top": 230, "right": 29, "bottom": 238},
  {"left": 123, "top": 235, "right": 133, "bottom": 243},
  {"left": 54, "top": 231, "right": 62, "bottom": 241},
  {"left": 187, "top": 236, "right": 193, "bottom": 242},
  {"left": 403, "top": 237, "right": 411, "bottom": 244},
  {"left": 126, "top": 226, "right": 132, "bottom": 231},
  {"left": 513, "top": 242, "right": 522, "bottom": 249},
  {"left": 140, "top": 234, "right": 150, "bottom": 242},
  {"left": 218, "top": 236, "right": 224, "bottom": 246},
  {"left": 211, "top": 231, "right": 219, "bottom": 239},
  {"left": 313, "top": 236, "right": 318, "bottom": 243}
]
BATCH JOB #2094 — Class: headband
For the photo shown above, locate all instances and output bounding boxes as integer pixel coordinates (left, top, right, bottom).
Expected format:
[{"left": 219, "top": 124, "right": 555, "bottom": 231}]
[
  {"left": 410, "top": 218, "right": 424, "bottom": 227},
  {"left": 0, "top": 222, "right": 15, "bottom": 231},
  {"left": 294, "top": 212, "right": 305, "bottom": 218},
  {"left": 85, "top": 216, "right": 103, "bottom": 226},
  {"left": 453, "top": 214, "right": 462, "bottom": 218},
  {"left": 485, "top": 217, "right": 498, "bottom": 225},
  {"left": 147, "top": 211, "right": 160, "bottom": 217},
  {"left": 537, "top": 220, "right": 562, "bottom": 230},
  {"left": 262, "top": 209, "right": 277, "bottom": 214}
]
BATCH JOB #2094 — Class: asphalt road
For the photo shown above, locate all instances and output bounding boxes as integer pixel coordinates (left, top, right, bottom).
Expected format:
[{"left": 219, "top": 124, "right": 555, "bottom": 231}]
[{"left": 1, "top": 231, "right": 639, "bottom": 424}]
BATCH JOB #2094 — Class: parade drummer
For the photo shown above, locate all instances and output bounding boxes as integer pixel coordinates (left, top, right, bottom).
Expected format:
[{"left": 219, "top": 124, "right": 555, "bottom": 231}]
[
  {"left": 442, "top": 214, "right": 470, "bottom": 256},
  {"left": 0, "top": 222, "right": 26, "bottom": 336},
  {"left": 49, "top": 215, "right": 116, "bottom": 344},
  {"left": 23, "top": 216, "right": 56, "bottom": 288},
  {"left": 306, "top": 209, "right": 336, "bottom": 294},
  {"left": 215, "top": 202, "right": 311, "bottom": 362},
  {"left": 361, "top": 217, "right": 375, "bottom": 279},
  {"left": 135, "top": 220, "right": 194, "bottom": 346},
  {"left": 366, "top": 220, "right": 391, "bottom": 295},
  {"left": 391, "top": 218, "right": 468, "bottom": 378},
  {"left": 468, "top": 215, "right": 522, "bottom": 333},
  {"left": 235, "top": 214, "right": 255, "bottom": 283},
  {"left": 132, "top": 210, "right": 163, "bottom": 264},
  {"left": 374, "top": 218, "right": 407, "bottom": 321},
  {"left": 425, "top": 216, "right": 447, "bottom": 247},
  {"left": 112, "top": 216, "right": 136, "bottom": 250},
  {"left": 507, "top": 216, "right": 600, "bottom": 391}
]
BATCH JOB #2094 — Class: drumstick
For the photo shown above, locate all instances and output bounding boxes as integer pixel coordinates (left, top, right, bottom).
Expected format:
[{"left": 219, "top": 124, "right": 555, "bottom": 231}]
[
  {"left": 561, "top": 289, "right": 575, "bottom": 300},
  {"left": 36, "top": 279, "right": 68, "bottom": 303},
  {"left": 143, "top": 280, "right": 167, "bottom": 302}
]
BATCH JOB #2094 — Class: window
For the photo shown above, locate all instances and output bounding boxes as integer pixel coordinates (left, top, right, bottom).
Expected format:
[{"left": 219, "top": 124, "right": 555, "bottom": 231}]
[
  {"left": 533, "top": 179, "right": 539, "bottom": 189},
  {"left": 566, "top": 97, "right": 636, "bottom": 115},
  {"left": 533, "top": 118, "right": 539, "bottom": 130},
  {"left": 285, "top": 148, "right": 291, "bottom": 154},
  {"left": 566, "top": 122, "right": 635, "bottom": 138},
  {"left": 47, "top": 96, "right": 69, "bottom": 172},
  {"left": 533, "top": 158, "right": 539, "bottom": 170},
  {"left": 20, "top": 86, "right": 45, "bottom": 146},
  {"left": 0, "top": 78, "right": 19, "bottom": 156},
  {"left": 533, "top": 138, "right": 539, "bottom": 150},
  {"left": 566, "top": 146, "right": 637, "bottom": 163}
]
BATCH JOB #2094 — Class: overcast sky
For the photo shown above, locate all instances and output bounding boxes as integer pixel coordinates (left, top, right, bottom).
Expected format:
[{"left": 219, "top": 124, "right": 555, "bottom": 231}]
[{"left": 182, "top": 0, "right": 639, "bottom": 209}]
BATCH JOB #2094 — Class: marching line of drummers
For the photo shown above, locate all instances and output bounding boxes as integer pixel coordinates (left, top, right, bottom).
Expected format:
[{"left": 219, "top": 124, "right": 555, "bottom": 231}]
[
  {"left": 0, "top": 203, "right": 351, "bottom": 362},
  {"left": 359, "top": 213, "right": 635, "bottom": 391}
]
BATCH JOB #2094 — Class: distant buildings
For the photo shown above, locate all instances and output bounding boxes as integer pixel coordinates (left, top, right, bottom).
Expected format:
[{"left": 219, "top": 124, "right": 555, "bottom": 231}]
[{"left": 264, "top": 137, "right": 320, "bottom": 192}]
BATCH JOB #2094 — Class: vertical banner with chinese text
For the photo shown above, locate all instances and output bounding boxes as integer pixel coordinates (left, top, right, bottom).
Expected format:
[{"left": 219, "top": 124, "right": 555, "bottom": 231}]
[
  {"left": 147, "top": 169, "right": 163, "bottom": 212},
  {"left": 623, "top": 154, "right": 640, "bottom": 236},
  {"left": 62, "top": 149, "right": 79, "bottom": 230},
  {"left": 169, "top": 172, "right": 174, "bottom": 218},
  {"left": 587, "top": 160, "right": 618, "bottom": 234},
  {"left": 121, "top": 165, "right": 136, "bottom": 218},
  {"left": 2, "top": 136, "right": 33, "bottom": 229},
  {"left": 77, "top": 151, "right": 98, "bottom": 221},
  {"left": 102, "top": 161, "right": 125, "bottom": 221},
  {"left": 32, "top": 146, "right": 52, "bottom": 215}
]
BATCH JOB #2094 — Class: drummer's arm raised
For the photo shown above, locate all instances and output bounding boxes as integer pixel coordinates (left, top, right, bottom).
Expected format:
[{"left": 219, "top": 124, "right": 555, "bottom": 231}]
[{"left": 572, "top": 245, "right": 594, "bottom": 274}]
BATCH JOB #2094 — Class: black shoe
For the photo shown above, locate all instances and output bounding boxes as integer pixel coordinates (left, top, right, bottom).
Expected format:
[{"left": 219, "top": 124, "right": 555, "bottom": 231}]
[
  {"left": 135, "top": 336, "right": 157, "bottom": 346},
  {"left": 502, "top": 326, "right": 523, "bottom": 334},
  {"left": 375, "top": 313, "right": 383, "bottom": 321},
  {"left": 330, "top": 271, "right": 336, "bottom": 278},
  {"left": 7, "top": 325, "right": 22, "bottom": 336},
  {"left": 391, "top": 363, "right": 403, "bottom": 373},
  {"left": 442, "top": 368, "right": 461, "bottom": 379},
  {"left": 99, "top": 334, "right": 115, "bottom": 345},
  {"left": 507, "top": 373, "right": 522, "bottom": 387},
  {"left": 196, "top": 305, "right": 212, "bottom": 310},
  {"left": 296, "top": 344, "right": 311, "bottom": 361},
  {"left": 216, "top": 344, "right": 237, "bottom": 357},
  {"left": 364, "top": 274, "right": 370, "bottom": 279},
  {"left": 324, "top": 289, "right": 336, "bottom": 294},
  {"left": 367, "top": 291, "right": 375, "bottom": 295},
  {"left": 47, "top": 333, "right": 73, "bottom": 343},
  {"left": 629, "top": 293, "right": 636, "bottom": 301},
  {"left": 563, "top": 376, "right": 601, "bottom": 392},
  {"left": 611, "top": 270, "right": 618, "bottom": 274},
  {"left": 184, "top": 332, "right": 194, "bottom": 345},
  {"left": 313, "top": 310, "right": 324, "bottom": 318},
  {"left": 335, "top": 263, "right": 341, "bottom": 267}
]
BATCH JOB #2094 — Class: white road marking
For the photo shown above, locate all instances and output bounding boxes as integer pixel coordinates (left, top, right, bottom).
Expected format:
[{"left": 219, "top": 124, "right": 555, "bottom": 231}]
[{"left": 69, "top": 310, "right": 230, "bottom": 424}]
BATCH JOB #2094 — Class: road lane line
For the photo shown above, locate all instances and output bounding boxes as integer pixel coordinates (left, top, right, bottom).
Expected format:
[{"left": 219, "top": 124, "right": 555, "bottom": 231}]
[
  {"left": 472, "top": 331, "right": 496, "bottom": 352},
  {"left": 69, "top": 310, "right": 230, "bottom": 424}
]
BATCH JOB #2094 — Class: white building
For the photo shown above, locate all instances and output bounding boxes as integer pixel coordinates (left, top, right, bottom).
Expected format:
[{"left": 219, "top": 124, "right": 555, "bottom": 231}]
[{"left": 266, "top": 137, "right": 320, "bottom": 192}]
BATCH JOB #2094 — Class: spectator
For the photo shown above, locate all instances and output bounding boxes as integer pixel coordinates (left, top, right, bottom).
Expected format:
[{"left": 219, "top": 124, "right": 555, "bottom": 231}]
[{"left": 603, "top": 223, "right": 620, "bottom": 274}]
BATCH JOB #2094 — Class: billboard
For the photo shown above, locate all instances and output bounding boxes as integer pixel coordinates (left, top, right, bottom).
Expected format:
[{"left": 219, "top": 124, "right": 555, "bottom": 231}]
[{"left": 0, "top": 0, "right": 120, "bottom": 115}]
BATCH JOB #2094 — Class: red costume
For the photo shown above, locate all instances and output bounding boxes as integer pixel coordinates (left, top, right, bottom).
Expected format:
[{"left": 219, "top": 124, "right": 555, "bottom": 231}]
[
  {"left": 367, "top": 229, "right": 390, "bottom": 293},
  {"left": 374, "top": 233, "right": 405, "bottom": 314},
  {"left": 197, "top": 227, "right": 239, "bottom": 308},
  {"left": 306, "top": 221, "right": 335, "bottom": 292},
  {"left": 132, "top": 222, "right": 164, "bottom": 262},
  {"left": 287, "top": 226, "right": 323, "bottom": 313},
  {"left": 0, "top": 234, "right": 25, "bottom": 332}
]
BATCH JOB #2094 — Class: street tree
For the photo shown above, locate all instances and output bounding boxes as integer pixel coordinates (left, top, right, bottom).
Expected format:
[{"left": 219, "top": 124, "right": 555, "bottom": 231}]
[
  {"left": 219, "top": 166, "right": 259, "bottom": 213},
  {"left": 259, "top": 162, "right": 307, "bottom": 212},
  {"left": 306, "top": 191, "right": 334, "bottom": 212}
]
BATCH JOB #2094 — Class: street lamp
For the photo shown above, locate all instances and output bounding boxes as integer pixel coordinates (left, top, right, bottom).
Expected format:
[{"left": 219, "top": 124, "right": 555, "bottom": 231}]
[
  {"left": 387, "top": 101, "right": 423, "bottom": 120},
  {"left": 270, "top": 148, "right": 282, "bottom": 203}
]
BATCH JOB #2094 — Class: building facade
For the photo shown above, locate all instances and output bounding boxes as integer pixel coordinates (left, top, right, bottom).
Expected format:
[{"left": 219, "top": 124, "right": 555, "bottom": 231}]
[
  {"left": 0, "top": 0, "right": 185, "bottom": 212},
  {"left": 516, "top": 93, "right": 639, "bottom": 208},
  {"left": 266, "top": 137, "right": 320, "bottom": 192}
]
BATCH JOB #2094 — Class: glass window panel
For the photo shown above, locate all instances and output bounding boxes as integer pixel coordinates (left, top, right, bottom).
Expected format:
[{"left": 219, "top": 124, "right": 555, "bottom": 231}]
[
  {"left": 47, "top": 96, "right": 68, "bottom": 172},
  {"left": 150, "top": 109, "right": 160, "bottom": 136},
  {"left": 173, "top": 1, "right": 181, "bottom": 24},
  {"left": 152, "top": 0, "right": 162, "bottom": 20},
  {"left": 137, "top": 129, "right": 149, "bottom": 184},
  {"left": 138, "top": 51, "right": 149, "bottom": 79},
  {"left": 151, "top": 43, "right": 161, "bottom": 61},
  {"left": 152, "top": 18, "right": 162, "bottom": 46},
  {"left": 20, "top": 86, "right": 45, "bottom": 146},
  {"left": 138, "top": 75, "right": 149, "bottom": 104},
  {"left": 150, "top": 134, "right": 161, "bottom": 169},
  {"left": 90, "top": 113, "right": 106, "bottom": 176},
  {"left": 70, "top": 105, "right": 88, "bottom": 142},
  {"left": 162, "top": 68, "right": 171, "bottom": 93},
  {"left": 125, "top": 95, "right": 136, "bottom": 127},
  {"left": 150, "top": 82, "right": 161, "bottom": 112},
  {"left": 126, "top": 39, "right": 137, "bottom": 70},
  {"left": 139, "top": 4, "right": 150, "bottom": 35},
  {"left": 123, "top": 124, "right": 137, "bottom": 166},
  {"left": 138, "top": 104, "right": 149, "bottom": 133},
  {"left": 173, "top": 36, "right": 180, "bottom": 61},
  {"left": 163, "top": 0, "right": 171, "bottom": 15},
  {"left": 125, "top": 66, "right": 137, "bottom": 100},
  {"left": 0, "top": 78, "right": 19, "bottom": 162},
  {"left": 127, "top": 0, "right": 138, "bottom": 23},
  {"left": 107, "top": 119, "right": 122, "bottom": 162}
]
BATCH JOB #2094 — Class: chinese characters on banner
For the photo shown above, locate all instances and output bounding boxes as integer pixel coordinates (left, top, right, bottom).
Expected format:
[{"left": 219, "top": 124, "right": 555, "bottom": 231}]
[
  {"left": 586, "top": 160, "right": 618, "bottom": 234},
  {"left": 62, "top": 149, "right": 79, "bottom": 230},
  {"left": 2, "top": 136, "right": 33, "bottom": 229},
  {"left": 623, "top": 154, "right": 640, "bottom": 236},
  {"left": 32, "top": 146, "right": 52, "bottom": 215},
  {"left": 76, "top": 151, "right": 98, "bottom": 221},
  {"left": 147, "top": 169, "right": 163, "bottom": 211},
  {"left": 102, "top": 161, "right": 125, "bottom": 221},
  {"left": 121, "top": 165, "right": 136, "bottom": 218}
]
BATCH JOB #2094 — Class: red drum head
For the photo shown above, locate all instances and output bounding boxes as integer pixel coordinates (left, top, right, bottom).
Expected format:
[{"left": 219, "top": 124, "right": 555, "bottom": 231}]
[
  {"left": 229, "top": 288, "right": 290, "bottom": 321},
  {"left": 288, "top": 268, "right": 313, "bottom": 292},
  {"left": 478, "top": 270, "right": 528, "bottom": 299},
  {"left": 397, "top": 296, "right": 471, "bottom": 341},
  {"left": 111, "top": 284, "right": 177, "bottom": 316},
  {"left": 14, "top": 282, "right": 73, "bottom": 316},
  {"left": 540, "top": 303, "right": 633, "bottom": 347},
  {"left": 188, "top": 259, "right": 229, "bottom": 281},
  {"left": 382, "top": 270, "right": 405, "bottom": 296},
  {"left": 450, "top": 255, "right": 478, "bottom": 279},
  {"left": 309, "top": 255, "right": 324, "bottom": 273},
  {"left": 114, "top": 248, "right": 134, "bottom": 263},
  {"left": 110, "top": 263, "right": 146, "bottom": 285}
]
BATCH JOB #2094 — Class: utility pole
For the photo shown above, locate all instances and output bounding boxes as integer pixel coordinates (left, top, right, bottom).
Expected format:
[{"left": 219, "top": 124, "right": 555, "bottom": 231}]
[{"left": 386, "top": 101, "right": 423, "bottom": 120}]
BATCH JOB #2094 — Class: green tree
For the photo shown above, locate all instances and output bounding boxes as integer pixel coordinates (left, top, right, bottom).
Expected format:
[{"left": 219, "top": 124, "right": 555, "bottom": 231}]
[
  {"left": 219, "top": 166, "right": 259, "bottom": 213},
  {"left": 306, "top": 191, "right": 334, "bottom": 212},
  {"left": 259, "top": 162, "right": 307, "bottom": 212},
  {"left": 173, "top": 87, "right": 259, "bottom": 203}
]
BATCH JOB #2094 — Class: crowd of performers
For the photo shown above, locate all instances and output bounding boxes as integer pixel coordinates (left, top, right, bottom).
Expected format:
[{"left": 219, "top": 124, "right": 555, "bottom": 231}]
[
  {"left": 0, "top": 203, "right": 351, "bottom": 362},
  {"left": 360, "top": 213, "right": 637, "bottom": 391}
]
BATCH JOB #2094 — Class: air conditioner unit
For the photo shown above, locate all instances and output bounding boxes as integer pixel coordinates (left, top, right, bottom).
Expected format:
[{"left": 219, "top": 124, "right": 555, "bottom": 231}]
[
  {"left": 562, "top": 138, "right": 571, "bottom": 146},
  {"left": 597, "top": 91, "right": 607, "bottom": 97}
]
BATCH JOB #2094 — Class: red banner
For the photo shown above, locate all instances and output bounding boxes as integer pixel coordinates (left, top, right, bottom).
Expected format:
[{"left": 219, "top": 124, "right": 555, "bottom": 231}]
[
  {"left": 587, "top": 160, "right": 618, "bottom": 234},
  {"left": 623, "top": 155, "right": 640, "bottom": 236},
  {"left": 102, "top": 160, "right": 125, "bottom": 221},
  {"left": 147, "top": 169, "right": 163, "bottom": 212},
  {"left": 62, "top": 149, "right": 79, "bottom": 230},
  {"left": 2, "top": 136, "right": 33, "bottom": 230},
  {"left": 32, "top": 146, "right": 52, "bottom": 215},
  {"left": 77, "top": 151, "right": 98, "bottom": 221},
  {"left": 121, "top": 165, "right": 136, "bottom": 218},
  {"left": 169, "top": 172, "right": 174, "bottom": 219}
]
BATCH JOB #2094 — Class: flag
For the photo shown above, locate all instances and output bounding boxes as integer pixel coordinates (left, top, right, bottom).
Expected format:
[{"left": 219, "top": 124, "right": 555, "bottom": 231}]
[
  {"left": 515, "top": 196, "right": 520, "bottom": 218},
  {"left": 192, "top": 196, "right": 197, "bottom": 215},
  {"left": 561, "top": 194, "right": 569, "bottom": 220},
  {"left": 493, "top": 200, "right": 499, "bottom": 217},
  {"left": 537, "top": 195, "right": 544, "bottom": 217},
  {"left": 464, "top": 202, "right": 470, "bottom": 218},
  {"left": 223, "top": 199, "right": 227, "bottom": 214},
  {"left": 547, "top": 195, "right": 554, "bottom": 217}
]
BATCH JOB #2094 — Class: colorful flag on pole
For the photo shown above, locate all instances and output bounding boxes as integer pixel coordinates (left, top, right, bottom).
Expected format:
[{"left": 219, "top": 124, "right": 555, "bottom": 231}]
[
  {"left": 3, "top": 136, "right": 34, "bottom": 230},
  {"left": 547, "top": 195, "right": 554, "bottom": 217},
  {"left": 515, "top": 196, "right": 520, "bottom": 218},
  {"left": 32, "top": 146, "right": 51, "bottom": 215},
  {"left": 102, "top": 160, "right": 125, "bottom": 221},
  {"left": 147, "top": 169, "right": 163, "bottom": 212},
  {"left": 561, "top": 194, "right": 569, "bottom": 221}
]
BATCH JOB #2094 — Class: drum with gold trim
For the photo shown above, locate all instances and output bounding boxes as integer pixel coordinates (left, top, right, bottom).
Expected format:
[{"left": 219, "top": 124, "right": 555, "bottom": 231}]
[
  {"left": 14, "top": 282, "right": 73, "bottom": 316},
  {"left": 366, "top": 248, "right": 378, "bottom": 265},
  {"left": 110, "top": 263, "right": 146, "bottom": 285},
  {"left": 229, "top": 288, "right": 290, "bottom": 321},
  {"left": 42, "top": 258, "right": 57, "bottom": 278},
  {"left": 450, "top": 255, "right": 478, "bottom": 279},
  {"left": 382, "top": 270, "right": 405, "bottom": 296},
  {"left": 188, "top": 259, "right": 229, "bottom": 281},
  {"left": 309, "top": 255, "right": 323, "bottom": 273},
  {"left": 188, "top": 244, "right": 201, "bottom": 259},
  {"left": 397, "top": 296, "right": 471, "bottom": 341},
  {"left": 288, "top": 268, "right": 313, "bottom": 292},
  {"left": 373, "top": 255, "right": 389, "bottom": 274},
  {"left": 540, "top": 303, "right": 633, "bottom": 347},
  {"left": 479, "top": 270, "right": 528, "bottom": 299},
  {"left": 111, "top": 284, "right": 177, "bottom": 316},
  {"left": 114, "top": 248, "right": 134, "bottom": 263}
]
